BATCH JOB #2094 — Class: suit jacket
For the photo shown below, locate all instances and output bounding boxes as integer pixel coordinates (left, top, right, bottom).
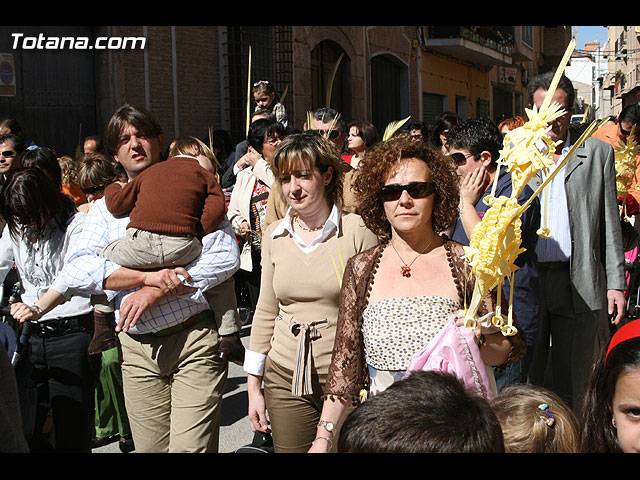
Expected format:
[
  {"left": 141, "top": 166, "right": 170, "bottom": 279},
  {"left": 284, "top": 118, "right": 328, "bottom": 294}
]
[{"left": 532, "top": 136, "right": 626, "bottom": 312}]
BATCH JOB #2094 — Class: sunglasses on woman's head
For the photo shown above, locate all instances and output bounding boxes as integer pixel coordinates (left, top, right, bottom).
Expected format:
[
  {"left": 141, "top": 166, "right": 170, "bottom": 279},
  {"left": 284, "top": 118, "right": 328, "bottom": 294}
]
[{"left": 380, "top": 181, "right": 435, "bottom": 202}]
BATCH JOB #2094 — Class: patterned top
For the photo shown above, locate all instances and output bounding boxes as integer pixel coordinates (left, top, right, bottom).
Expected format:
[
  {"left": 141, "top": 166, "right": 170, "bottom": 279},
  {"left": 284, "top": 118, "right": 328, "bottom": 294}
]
[
  {"left": 323, "top": 240, "right": 528, "bottom": 405},
  {"left": 249, "top": 179, "right": 270, "bottom": 250},
  {"left": 362, "top": 295, "right": 459, "bottom": 371}
]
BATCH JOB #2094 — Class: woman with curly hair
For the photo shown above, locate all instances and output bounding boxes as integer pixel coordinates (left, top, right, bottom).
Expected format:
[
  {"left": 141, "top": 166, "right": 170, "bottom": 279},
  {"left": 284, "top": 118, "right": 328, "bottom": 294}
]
[
  {"left": 309, "top": 135, "right": 527, "bottom": 452},
  {"left": 58, "top": 155, "right": 85, "bottom": 206}
]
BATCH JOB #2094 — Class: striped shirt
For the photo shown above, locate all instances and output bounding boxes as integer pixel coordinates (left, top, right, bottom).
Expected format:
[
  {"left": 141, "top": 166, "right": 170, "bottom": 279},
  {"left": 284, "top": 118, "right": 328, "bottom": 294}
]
[
  {"left": 64, "top": 197, "right": 240, "bottom": 334},
  {"left": 535, "top": 133, "right": 572, "bottom": 263}
]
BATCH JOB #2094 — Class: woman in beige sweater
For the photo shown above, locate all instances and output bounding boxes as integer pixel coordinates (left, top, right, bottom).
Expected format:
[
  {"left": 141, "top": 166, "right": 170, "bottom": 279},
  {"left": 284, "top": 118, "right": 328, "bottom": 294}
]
[{"left": 243, "top": 131, "right": 379, "bottom": 453}]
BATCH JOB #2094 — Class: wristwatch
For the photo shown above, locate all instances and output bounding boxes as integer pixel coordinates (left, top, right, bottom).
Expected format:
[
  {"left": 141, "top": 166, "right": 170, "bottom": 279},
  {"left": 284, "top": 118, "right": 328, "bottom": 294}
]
[
  {"left": 31, "top": 305, "right": 44, "bottom": 316},
  {"left": 318, "top": 420, "right": 335, "bottom": 432}
]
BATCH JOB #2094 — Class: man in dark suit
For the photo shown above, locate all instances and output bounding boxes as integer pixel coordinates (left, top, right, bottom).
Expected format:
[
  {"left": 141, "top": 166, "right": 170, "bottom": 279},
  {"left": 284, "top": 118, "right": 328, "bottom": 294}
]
[{"left": 526, "top": 72, "right": 626, "bottom": 412}]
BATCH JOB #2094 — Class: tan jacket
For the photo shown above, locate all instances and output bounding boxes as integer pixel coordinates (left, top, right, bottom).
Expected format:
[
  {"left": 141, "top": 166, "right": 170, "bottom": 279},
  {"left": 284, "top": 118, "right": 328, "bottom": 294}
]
[{"left": 227, "top": 158, "right": 275, "bottom": 272}]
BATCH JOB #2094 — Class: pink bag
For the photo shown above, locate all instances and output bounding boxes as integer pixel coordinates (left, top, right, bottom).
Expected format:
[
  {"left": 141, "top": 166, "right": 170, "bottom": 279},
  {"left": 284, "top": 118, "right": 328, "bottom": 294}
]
[{"left": 406, "top": 319, "right": 496, "bottom": 401}]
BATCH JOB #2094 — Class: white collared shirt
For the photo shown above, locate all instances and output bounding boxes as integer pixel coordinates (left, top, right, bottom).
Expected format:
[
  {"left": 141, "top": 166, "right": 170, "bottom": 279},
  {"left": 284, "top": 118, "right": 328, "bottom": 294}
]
[
  {"left": 270, "top": 203, "right": 341, "bottom": 253},
  {"left": 535, "top": 132, "right": 573, "bottom": 262}
]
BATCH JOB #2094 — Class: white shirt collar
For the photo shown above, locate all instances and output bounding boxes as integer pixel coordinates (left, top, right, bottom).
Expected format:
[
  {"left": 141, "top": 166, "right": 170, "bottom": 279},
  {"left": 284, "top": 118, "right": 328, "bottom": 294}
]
[{"left": 271, "top": 203, "right": 342, "bottom": 252}]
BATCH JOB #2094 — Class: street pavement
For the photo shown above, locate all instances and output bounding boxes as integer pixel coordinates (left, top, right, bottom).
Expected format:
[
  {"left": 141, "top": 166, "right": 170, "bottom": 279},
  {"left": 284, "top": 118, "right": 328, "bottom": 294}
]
[{"left": 92, "top": 322, "right": 254, "bottom": 453}]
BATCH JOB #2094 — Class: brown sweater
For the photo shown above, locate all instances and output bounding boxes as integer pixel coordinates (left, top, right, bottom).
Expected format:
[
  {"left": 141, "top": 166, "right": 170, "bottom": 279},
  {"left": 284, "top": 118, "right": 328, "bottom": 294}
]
[{"left": 104, "top": 156, "right": 225, "bottom": 238}]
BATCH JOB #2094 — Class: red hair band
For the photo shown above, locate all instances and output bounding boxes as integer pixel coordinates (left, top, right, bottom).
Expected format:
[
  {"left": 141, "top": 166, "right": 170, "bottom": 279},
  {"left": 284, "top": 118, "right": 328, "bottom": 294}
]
[{"left": 605, "top": 319, "right": 640, "bottom": 367}]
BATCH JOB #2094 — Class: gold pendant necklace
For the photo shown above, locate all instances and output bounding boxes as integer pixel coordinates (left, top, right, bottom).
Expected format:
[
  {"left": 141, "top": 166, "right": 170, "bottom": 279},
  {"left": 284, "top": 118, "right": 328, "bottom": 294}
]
[{"left": 390, "top": 237, "right": 434, "bottom": 278}]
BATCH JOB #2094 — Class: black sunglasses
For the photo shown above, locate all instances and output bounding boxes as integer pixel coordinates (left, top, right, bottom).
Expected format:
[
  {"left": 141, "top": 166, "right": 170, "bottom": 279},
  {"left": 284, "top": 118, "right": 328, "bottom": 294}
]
[
  {"left": 620, "top": 125, "right": 633, "bottom": 136},
  {"left": 450, "top": 152, "right": 475, "bottom": 166},
  {"left": 380, "top": 181, "right": 435, "bottom": 202},
  {"left": 310, "top": 129, "right": 341, "bottom": 139}
]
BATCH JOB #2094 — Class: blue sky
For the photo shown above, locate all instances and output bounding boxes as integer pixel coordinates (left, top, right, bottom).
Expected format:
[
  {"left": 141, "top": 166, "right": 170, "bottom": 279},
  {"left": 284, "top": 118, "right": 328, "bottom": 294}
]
[{"left": 575, "top": 25, "right": 608, "bottom": 49}]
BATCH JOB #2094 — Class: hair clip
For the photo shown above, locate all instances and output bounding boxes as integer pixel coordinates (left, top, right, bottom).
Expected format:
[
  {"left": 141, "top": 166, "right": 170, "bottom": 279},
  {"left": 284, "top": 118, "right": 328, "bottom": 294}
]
[
  {"left": 537, "top": 403, "right": 555, "bottom": 428},
  {"left": 253, "top": 80, "right": 270, "bottom": 87}
]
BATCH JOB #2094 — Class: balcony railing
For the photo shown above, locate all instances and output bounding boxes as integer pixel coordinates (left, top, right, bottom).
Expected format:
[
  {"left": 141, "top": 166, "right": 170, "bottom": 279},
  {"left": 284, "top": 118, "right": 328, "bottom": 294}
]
[{"left": 428, "top": 26, "right": 514, "bottom": 57}]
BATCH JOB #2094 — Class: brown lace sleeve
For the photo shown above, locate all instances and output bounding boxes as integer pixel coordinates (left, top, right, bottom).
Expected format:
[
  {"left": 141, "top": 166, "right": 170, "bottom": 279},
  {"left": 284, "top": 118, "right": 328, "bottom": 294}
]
[
  {"left": 323, "top": 244, "right": 384, "bottom": 405},
  {"left": 445, "top": 239, "right": 527, "bottom": 365}
]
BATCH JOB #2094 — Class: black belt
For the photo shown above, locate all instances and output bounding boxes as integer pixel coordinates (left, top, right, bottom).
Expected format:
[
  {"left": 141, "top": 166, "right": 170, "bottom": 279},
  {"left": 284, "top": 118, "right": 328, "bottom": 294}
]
[
  {"left": 31, "top": 312, "right": 94, "bottom": 338},
  {"left": 538, "top": 261, "right": 569, "bottom": 270}
]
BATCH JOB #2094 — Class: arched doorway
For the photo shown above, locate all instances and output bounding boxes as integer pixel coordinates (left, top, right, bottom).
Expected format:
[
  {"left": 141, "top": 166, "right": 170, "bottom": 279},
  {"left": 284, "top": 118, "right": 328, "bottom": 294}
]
[
  {"left": 310, "top": 40, "right": 351, "bottom": 118},
  {"left": 371, "top": 54, "right": 409, "bottom": 135}
]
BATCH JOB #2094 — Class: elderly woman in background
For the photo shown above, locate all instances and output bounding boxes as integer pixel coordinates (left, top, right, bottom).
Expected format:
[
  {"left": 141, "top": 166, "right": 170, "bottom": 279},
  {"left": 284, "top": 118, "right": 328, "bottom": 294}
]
[
  {"left": 244, "top": 131, "right": 378, "bottom": 453},
  {"left": 309, "top": 135, "right": 526, "bottom": 452},
  {"left": 227, "top": 118, "right": 286, "bottom": 317}
]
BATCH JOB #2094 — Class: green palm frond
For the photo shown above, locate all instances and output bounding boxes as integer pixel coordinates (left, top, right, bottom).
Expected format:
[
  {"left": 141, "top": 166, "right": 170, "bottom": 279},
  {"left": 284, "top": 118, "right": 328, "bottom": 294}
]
[
  {"left": 246, "top": 45, "right": 252, "bottom": 137},
  {"left": 325, "top": 53, "right": 344, "bottom": 108},
  {"left": 74, "top": 123, "right": 83, "bottom": 161}
]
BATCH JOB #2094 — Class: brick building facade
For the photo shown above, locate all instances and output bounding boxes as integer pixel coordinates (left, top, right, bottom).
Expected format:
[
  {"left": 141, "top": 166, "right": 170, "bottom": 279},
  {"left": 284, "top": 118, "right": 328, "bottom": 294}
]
[{"left": 0, "top": 25, "right": 571, "bottom": 156}]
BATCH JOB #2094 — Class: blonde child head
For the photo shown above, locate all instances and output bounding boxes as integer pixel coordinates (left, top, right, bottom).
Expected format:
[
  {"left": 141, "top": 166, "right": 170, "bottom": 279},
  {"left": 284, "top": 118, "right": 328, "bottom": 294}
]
[
  {"left": 491, "top": 383, "right": 580, "bottom": 453},
  {"left": 169, "top": 136, "right": 219, "bottom": 176}
]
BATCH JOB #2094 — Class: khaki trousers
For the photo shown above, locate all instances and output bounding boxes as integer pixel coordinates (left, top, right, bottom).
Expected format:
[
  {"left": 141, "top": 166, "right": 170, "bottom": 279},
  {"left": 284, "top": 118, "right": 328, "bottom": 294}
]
[
  {"left": 101, "top": 228, "right": 202, "bottom": 269},
  {"left": 118, "top": 314, "right": 228, "bottom": 452},
  {"left": 263, "top": 357, "right": 332, "bottom": 453}
]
